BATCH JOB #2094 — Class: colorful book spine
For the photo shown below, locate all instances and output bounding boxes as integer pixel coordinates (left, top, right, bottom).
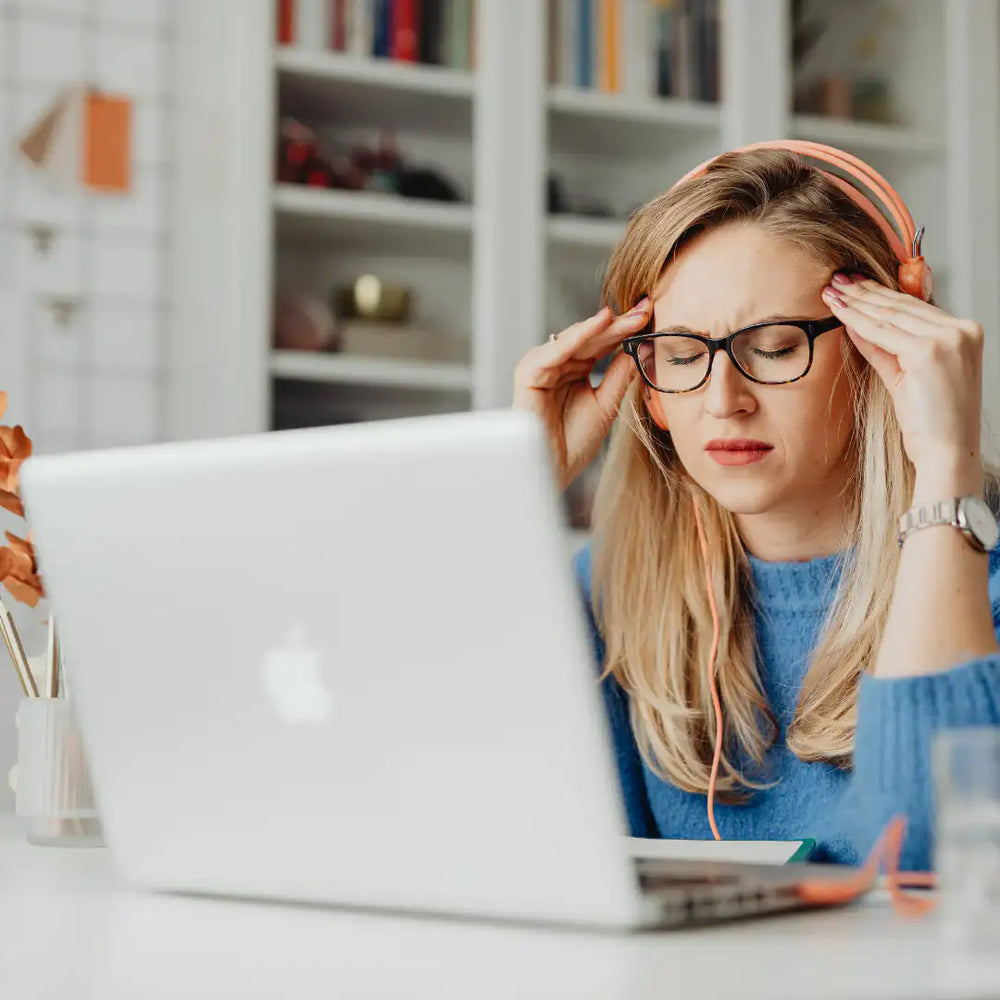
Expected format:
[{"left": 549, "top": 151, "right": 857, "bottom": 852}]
[
  {"left": 274, "top": 0, "right": 477, "bottom": 65},
  {"left": 420, "top": 0, "right": 444, "bottom": 65},
  {"left": 330, "top": 0, "right": 347, "bottom": 49},
  {"left": 621, "top": 0, "right": 656, "bottom": 98},
  {"left": 372, "top": 0, "right": 391, "bottom": 56},
  {"left": 296, "top": 0, "right": 327, "bottom": 48},
  {"left": 655, "top": 0, "right": 674, "bottom": 97},
  {"left": 347, "top": 0, "right": 375, "bottom": 55},
  {"left": 672, "top": 0, "right": 691, "bottom": 99},
  {"left": 546, "top": 0, "right": 560, "bottom": 84},
  {"left": 701, "top": 0, "right": 720, "bottom": 101},
  {"left": 558, "top": 0, "right": 577, "bottom": 86},
  {"left": 576, "top": 0, "right": 592, "bottom": 88},
  {"left": 277, "top": 0, "right": 296, "bottom": 43},
  {"left": 447, "top": 0, "right": 471, "bottom": 70},
  {"left": 392, "top": 0, "right": 420, "bottom": 61},
  {"left": 598, "top": 0, "right": 620, "bottom": 93}
]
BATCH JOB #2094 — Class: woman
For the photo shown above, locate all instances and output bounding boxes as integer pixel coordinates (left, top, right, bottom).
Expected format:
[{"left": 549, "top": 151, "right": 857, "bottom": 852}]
[{"left": 513, "top": 145, "right": 1000, "bottom": 871}]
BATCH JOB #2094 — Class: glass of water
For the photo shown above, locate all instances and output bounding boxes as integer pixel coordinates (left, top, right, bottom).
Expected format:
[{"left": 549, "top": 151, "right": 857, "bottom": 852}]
[{"left": 934, "top": 727, "right": 1000, "bottom": 952}]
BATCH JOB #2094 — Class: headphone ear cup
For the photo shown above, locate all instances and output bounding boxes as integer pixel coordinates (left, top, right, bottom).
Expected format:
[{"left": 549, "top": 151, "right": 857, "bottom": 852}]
[
  {"left": 898, "top": 259, "right": 933, "bottom": 301},
  {"left": 644, "top": 387, "right": 670, "bottom": 432}
]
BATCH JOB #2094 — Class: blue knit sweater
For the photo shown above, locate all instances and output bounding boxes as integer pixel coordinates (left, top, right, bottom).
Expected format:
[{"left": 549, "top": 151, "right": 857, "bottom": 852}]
[{"left": 573, "top": 541, "right": 1000, "bottom": 871}]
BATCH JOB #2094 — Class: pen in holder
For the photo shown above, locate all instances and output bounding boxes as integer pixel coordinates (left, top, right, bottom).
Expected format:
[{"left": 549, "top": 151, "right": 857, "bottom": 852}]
[{"left": 14, "top": 695, "right": 103, "bottom": 848}]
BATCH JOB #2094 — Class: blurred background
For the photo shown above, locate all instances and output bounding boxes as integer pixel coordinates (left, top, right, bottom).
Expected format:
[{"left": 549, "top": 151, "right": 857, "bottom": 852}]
[{"left": 0, "top": 0, "right": 998, "bottom": 808}]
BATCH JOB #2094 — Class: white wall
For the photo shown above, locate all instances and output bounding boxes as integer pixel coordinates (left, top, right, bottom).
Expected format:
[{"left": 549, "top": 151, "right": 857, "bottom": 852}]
[{"left": 0, "top": 0, "right": 175, "bottom": 811}]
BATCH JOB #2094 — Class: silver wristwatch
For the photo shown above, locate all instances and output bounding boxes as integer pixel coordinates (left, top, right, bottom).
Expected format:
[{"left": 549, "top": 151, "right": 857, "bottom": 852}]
[{"left": 897, "top": 495, "right": 999, "bottom": 552}]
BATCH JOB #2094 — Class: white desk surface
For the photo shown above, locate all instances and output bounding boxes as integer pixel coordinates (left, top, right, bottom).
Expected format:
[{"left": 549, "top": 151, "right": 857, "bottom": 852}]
[{"left": 2, "top": 816, "right": 998, "bottom": 1000}]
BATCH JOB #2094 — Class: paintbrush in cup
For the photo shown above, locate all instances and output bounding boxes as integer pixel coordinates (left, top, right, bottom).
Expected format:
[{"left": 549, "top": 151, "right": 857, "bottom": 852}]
[
  {"left": 0, "top": 595, "right": 37, "bottom": 697},
  {"left": 45, "top": 613, "right": 58, "bottom": 698}
]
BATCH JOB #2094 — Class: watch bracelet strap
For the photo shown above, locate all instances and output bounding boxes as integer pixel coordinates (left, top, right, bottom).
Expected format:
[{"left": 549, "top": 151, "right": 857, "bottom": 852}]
[{"left": 897, "top": 498, "right": 960, "bottom": 547}]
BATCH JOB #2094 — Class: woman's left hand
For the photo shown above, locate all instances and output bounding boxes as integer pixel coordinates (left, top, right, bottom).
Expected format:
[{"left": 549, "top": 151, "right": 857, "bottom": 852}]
[{"left": 821, "top": 271, "right": 985, "bottom": 497}]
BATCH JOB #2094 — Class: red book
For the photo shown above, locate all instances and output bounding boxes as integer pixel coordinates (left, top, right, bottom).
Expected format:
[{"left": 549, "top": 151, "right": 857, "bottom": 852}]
[
  {"left": 276, "top": 0, "right": 295, "bottom": 43},
  {"left": 391, "top": 0, "right": 420, "bottom": 62},
  {"left": 331, "top": 0, "right": 347, "bottom": 50}
]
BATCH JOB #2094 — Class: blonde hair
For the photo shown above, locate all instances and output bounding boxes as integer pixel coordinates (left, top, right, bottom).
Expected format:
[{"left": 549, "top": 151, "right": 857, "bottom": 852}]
[{"left": 592, "top": 147, "right": 994, "bottom": 802}]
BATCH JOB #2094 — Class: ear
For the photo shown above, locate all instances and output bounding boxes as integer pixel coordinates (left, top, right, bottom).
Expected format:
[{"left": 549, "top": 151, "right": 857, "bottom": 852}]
[{"left": 643, "top": 386, "right": 670, "bottom": 432}]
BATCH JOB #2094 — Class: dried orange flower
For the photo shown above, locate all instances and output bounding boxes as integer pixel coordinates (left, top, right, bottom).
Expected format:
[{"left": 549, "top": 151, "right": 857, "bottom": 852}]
[
  {"left": 0, "top": 391, "right": 43, "bottom": 606},
  {"left": 0, "top": 531, "right": 43, "bottom": 607}
]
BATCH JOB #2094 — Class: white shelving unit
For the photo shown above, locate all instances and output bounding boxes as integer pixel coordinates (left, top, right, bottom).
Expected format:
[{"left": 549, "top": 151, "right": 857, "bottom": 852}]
[
  {"left": 274, "top": 44, "right": 475, "bottom": 99},
  {"left": 167, "top": 0, "right": 1000, "bottom": 468},
  {"left": 273, "top": 184, "right": 473, "bottom": 251},
  {"left": 789, "top": 114, "right": 945, "bottom": 157},
  {"left": 270, "top": 350, "right": 473, "bottom": 392},
  {"left": 547, "top": 215, "right": 625, "bottom": 251},
  {"left": 547, "top": 83, "right": 721, "bottom": 129}
]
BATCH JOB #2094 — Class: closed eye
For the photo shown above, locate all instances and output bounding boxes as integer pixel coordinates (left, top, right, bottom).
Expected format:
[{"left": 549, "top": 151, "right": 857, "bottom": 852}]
[{"left": 750, "top": 345, "right": 798, "bottom": 360}]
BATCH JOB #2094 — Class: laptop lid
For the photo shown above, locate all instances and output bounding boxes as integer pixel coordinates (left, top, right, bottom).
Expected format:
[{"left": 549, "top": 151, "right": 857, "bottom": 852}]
[{"left": 21, "top": 409, "right": 643, "bottom": 927}]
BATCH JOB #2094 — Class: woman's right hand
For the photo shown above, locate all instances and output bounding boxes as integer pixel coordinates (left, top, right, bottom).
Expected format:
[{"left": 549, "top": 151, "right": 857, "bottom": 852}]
[{"left": 512, "top": 297, "right": 652, "bottom": 490}]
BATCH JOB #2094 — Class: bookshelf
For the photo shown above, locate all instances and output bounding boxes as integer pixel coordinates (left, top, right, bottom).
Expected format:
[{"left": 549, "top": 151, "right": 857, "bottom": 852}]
[{"left": 167, "top": 0, "right": 1000, "bottom": 499}]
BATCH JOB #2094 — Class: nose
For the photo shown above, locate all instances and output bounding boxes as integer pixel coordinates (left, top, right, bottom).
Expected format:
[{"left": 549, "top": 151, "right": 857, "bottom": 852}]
[{"left": 702, "top": 351, "right": 757, "bottom": 420}]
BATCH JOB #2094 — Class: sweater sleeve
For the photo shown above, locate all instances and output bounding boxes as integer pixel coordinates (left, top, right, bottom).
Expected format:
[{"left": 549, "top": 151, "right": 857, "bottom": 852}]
[
  {"left": 573, "top": 544, "right": 658, "bottom": 838},
  {"left": 831, "top": 542, "right": 1000, "bottom": 871}
]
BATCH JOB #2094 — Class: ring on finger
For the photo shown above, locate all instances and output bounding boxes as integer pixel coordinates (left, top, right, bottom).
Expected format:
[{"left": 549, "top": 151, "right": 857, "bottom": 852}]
[{"left": 548, "top": 332, "right": 560, "bottom": 343}]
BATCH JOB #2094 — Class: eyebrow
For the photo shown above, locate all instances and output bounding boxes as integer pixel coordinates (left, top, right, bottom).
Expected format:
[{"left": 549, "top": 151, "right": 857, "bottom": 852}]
[{"left": 653, "top": 313, "right": 804, "bottom": 336}]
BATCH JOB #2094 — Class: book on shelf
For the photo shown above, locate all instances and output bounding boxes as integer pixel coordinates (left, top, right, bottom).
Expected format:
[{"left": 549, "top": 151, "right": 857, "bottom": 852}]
[
  {"left": 548, "top": 0, "right": 719, "bottom": 103},
  {"left": 275, "top": 0, "right": 477, "bottom": 70},
  {"left": 332, "top": 320, "right": 469, "bottom": 364}
]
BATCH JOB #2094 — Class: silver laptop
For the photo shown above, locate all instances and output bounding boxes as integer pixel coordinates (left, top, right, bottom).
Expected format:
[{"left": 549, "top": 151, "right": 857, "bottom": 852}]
[{"left": 20, "top": 409, "right": 857, "bottom": 930}]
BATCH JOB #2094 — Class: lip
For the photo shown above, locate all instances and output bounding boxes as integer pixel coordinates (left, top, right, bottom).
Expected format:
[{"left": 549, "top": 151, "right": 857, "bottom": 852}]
[{"left": 705, "top": 439, "right": 773, "bottom": 467}]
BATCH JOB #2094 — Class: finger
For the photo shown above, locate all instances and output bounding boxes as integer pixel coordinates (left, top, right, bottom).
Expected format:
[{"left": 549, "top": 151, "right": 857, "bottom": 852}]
[
  {"left": 822, "top": 286, "right": 917, "bottom": 355},
  {"left": 549, "top": 298, "right": 652, "bottom": 362},
  {"left": 593, "top": 349, "right": 637, "bottom": 420},
  {"left": 832, "top": 289, "right": 946, "bottom": 343},
  {"left": 845, "top": 326, "right": 900, "bottom": 387},
  {"left": 832, "top": 274, "right": 953, "bottom": 331}
]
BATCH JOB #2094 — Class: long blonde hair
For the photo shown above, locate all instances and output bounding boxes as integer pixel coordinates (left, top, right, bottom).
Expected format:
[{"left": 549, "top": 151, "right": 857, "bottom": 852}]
[{"left": 592, "top": 147, "right": 988, "bottom": 801}]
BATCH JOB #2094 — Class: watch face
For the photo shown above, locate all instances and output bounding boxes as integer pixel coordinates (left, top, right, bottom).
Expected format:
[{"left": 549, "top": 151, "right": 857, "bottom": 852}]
[{"left": 961, "top": 497, "right": 1000, "bottom": 552}]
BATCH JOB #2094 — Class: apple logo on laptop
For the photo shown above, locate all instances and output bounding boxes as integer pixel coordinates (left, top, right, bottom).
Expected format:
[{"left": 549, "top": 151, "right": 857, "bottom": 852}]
[{"left": 261, "top": 626, "right": 331, "bottom": 724}]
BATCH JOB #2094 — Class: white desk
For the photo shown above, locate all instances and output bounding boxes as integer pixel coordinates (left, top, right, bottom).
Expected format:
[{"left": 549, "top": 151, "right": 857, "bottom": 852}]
[{"left": 1, "top": 817, "right": 998, "bottom": 1000}]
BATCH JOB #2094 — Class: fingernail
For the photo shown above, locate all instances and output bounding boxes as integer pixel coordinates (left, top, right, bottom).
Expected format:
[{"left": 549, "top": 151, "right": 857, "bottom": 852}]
[
  {"left": 627, "top": 297, "right": 650, "bottom": 315},
  {"left": 831, "top": 272, "right": 855, "bottom": 286},
  {"left": 822, "top": 286, "right": 848, "bottom": 307}
]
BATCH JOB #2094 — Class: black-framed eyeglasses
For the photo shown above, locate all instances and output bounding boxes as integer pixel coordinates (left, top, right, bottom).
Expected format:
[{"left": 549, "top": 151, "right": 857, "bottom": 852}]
[{"left": 622, "top": 316, "right": 844, "bottom": 394}]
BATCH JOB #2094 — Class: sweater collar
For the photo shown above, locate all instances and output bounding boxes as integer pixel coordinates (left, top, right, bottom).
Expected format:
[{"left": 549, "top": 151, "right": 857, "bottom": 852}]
[{"left": 746, "top": 549, "right": 846, "bottom": 614}]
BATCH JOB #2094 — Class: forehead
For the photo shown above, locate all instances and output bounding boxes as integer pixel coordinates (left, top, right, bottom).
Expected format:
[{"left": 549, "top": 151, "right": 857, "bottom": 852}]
[{"left": 652, "top": 222, "right": 830, "bottom": 332}]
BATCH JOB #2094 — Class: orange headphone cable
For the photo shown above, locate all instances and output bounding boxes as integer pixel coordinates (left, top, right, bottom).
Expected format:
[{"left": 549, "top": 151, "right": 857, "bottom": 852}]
[
  {"left": 692, "top": 499, "right": 724, "bottom": 841},
  {"left": 690, "top": 503, "right": 938, "bottom": 911}
]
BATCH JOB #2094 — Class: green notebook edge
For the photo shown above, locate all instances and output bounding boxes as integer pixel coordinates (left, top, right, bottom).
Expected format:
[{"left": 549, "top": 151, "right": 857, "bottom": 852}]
[{"left": 788, "top": 838, "right": 817, "bottom": 863}]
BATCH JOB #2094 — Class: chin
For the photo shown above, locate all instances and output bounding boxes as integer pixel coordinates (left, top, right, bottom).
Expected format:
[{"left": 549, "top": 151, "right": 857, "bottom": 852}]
[{"left": 692, "top": 464, "right": 785, "bottom": 516}]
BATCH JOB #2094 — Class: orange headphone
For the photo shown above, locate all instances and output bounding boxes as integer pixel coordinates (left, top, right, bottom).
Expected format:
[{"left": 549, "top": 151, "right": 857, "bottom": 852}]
[
  {"left": 645, "top": 143, "right": 937, "bottom": 910},
  {"left": 642, "top": 139, "right": 933, "bottom": 435}
]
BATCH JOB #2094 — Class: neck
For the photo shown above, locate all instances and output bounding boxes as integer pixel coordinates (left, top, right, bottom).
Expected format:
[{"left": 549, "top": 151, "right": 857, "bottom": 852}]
[{"left": 735, "top": 469, "right": 854, "bottom": 564}]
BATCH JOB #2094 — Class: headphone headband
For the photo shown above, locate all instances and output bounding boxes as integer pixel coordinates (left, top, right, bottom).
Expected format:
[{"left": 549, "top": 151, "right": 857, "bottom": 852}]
[{"left": 670, "top": 140, "right": 919, "bottom": 265}]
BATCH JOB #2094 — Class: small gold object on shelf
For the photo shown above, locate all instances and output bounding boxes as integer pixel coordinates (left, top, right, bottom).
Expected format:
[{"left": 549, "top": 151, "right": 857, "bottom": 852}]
[{"left": 334, "top": 275, "right": 411, "bottom": 322}]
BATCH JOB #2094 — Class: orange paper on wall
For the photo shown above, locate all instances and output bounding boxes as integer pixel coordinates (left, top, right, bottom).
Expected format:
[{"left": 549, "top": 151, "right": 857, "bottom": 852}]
[
  {"left": 83, "top": 93, "right": 131, "bottom": 192},
  {"left": 16, "top": 86, "right": 132, "bottom": 194}
]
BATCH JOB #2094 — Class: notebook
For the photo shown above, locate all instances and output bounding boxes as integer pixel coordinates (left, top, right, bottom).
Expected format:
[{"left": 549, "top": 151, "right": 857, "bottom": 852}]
[{"left": 627, "top": 837, "right": 816, "bottom": 865}]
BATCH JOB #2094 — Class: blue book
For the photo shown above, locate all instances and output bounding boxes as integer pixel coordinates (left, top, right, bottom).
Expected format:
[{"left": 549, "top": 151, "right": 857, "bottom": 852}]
[
  {"left": 577, "top": 0, "right": 592, "bottom": 88},
  {"left": 372, "top": 0, "right": 391, "bottom": 57}
]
